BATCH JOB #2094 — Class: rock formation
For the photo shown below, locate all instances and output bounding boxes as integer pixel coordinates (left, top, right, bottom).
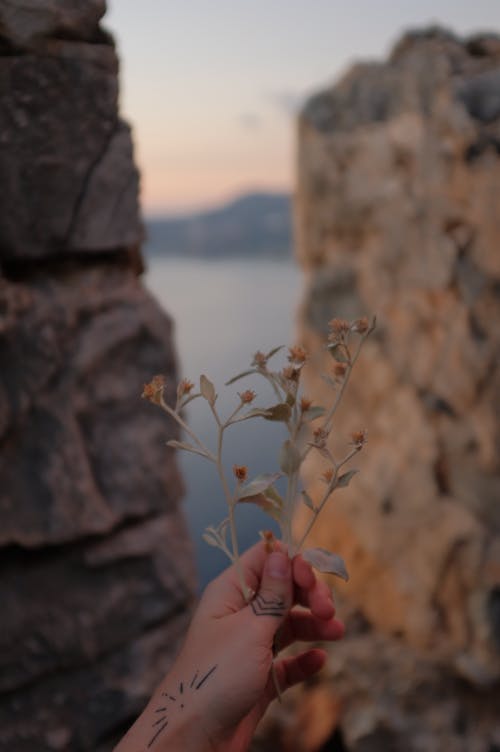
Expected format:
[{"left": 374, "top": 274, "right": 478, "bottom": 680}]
[
  {"left": 258, "top": 27, "right": 500, "bottom": 752},
  {"left": 0, "top": 2, "right": 196, "bottom": 750}
]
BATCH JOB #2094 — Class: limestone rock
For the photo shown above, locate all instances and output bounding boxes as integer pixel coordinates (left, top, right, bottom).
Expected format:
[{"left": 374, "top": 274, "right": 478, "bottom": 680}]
[
  {"left": 0, "top": 19, "right": 141, "bottom": 259},
  {"left": 0, "top": 263, "right": 183, "bottom": 546},
  {"left": 0, "top": 3, "right": 195, "bottom": 750},
  {"left": 0, "top": 0, "right": 106, "bottom": 48},
  {"left": 291, "top": 26, "right": 500, "bottom": 751}
]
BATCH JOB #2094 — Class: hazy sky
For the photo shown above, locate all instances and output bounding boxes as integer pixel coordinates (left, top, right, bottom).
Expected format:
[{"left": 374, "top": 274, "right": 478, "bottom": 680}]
[{"left": 105, "top": 1, "right": 500, "bottom": 215}]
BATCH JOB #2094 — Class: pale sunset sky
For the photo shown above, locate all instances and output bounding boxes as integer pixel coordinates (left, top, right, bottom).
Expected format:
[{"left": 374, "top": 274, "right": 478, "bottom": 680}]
[{"left": 105, "top": 1, "right": 500, "bottom": 216}]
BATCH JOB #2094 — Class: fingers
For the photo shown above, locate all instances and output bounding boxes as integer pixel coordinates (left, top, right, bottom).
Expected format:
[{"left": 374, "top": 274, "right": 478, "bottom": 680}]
[
  {"left": 268, "top": 649, "right": 327, "bottom": 701},
  {"left": 247, "top": 550, "right": 293, "bottom": 628},
  {"left": 292, "top": 554, "right": 315, "bottom": 590},
  {"left": 293, "top": 556, "right": 335, "bottom": 620},
  {"left": 279, "top": 610, "right": 345, "bottom": 649}
]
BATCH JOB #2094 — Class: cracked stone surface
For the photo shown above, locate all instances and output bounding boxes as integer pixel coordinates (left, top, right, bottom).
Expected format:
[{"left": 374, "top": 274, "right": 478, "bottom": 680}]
[
  {"left": 263, "top": 26, "right": 500, "bottom": 752},
  {"left": 0, "top": 3, "right": 141, "bottom": 260},
  {"left": 0, "top": 3, "right": 195, "bottom": 750}
]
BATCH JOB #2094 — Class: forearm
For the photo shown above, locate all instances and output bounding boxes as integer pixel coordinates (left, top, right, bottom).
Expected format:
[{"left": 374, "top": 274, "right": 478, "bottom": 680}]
[{"left": 114, "top": 660, "right": 221, "bottom": 752}]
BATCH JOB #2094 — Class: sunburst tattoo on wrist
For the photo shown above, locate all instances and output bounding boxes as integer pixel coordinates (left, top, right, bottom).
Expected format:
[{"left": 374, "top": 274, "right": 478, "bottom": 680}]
[{"left": 148, "top": 665, "right": 217, "bottom": 748}]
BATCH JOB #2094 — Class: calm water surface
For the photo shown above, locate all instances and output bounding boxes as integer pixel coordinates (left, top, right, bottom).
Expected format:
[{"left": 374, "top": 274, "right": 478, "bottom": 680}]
[{"left": 145, "top": 256, "right": 302, "bottom": 587}]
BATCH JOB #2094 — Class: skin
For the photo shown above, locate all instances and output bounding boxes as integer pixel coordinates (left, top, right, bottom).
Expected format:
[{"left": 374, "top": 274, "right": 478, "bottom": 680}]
[{"left": 115, "top": 542, "right": 344, "bottom": 752}]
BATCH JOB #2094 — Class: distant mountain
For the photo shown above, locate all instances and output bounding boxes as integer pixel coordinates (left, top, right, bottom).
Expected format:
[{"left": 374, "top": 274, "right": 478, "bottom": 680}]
[{"left": 144, "top": 192, "right": 292, "bottom": 259}]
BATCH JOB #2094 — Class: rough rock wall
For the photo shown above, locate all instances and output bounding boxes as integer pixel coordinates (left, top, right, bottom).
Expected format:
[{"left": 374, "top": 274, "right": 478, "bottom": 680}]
[
  {"left": 290, "top": 28, "right": 499, "bottom": 752},
  {"left": 0, "top": 3, "right": 196, "bottom": 750}
]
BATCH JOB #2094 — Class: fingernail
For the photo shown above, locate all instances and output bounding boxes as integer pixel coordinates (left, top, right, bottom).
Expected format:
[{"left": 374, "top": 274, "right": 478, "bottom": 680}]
[{"left": 266, "top": 551, "right": 290, "bottom": 579}]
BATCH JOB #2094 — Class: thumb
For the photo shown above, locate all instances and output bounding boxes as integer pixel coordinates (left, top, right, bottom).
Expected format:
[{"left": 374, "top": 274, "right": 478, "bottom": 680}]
[{"left": 249, "top": 550, "right": 293, "bottom": 626}]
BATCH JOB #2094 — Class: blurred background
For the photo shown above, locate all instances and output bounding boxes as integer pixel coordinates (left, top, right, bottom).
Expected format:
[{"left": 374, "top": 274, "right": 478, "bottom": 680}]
[{"left": 0, "top": 1, "right": 499, "bottom": 750}]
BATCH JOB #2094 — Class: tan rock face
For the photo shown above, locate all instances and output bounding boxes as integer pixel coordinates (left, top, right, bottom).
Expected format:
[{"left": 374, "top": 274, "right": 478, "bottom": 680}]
[
  {"left": 291, "top": 26, "right": 500, "bottom": 751},
  {"left": 0, "top": 3, "right": 195, "bottom": 750}
]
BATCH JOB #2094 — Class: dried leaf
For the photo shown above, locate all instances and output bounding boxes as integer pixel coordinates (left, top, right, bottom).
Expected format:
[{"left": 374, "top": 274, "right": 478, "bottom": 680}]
[
  {"left": 237, "top": 472, "right": 282, "bottom": 500},
  {"left": 279, "top": 440, "right": 301, "bottom": 475},
  {"left": 327, "top": 343, "right": 350, "bottom": 363},
  {"left": 202, "top": 529, "right": 220, "bottom": 548},
  {"left": 302, "top": 547, "right": 349, "bottom": 581},
  {"left": 238, "top": 492, "right": 283, "bottom": 522},
  {"left": 302, "top": 406, "right": 326, "bottom": 422},
  {"left": 285, "top": 392, "right": 296, "bottom": 407},
  {"left": 200, "top": 374, "right": 216, "bottom": 404},
  {"left": 242, "top": 407, "right": 272, "bottom": 419},
  {"left": 166, "top": 439, "right": 209, "bottom": 459},
  {"left": 264, "top": 485, "right": 284, "bottom": 508},
  {"left": 265, "top": 345, "right": 284, "bottom": 360},
  {"left": 216, "top": 517, "right": 230, "bottom": 541},
  {"left": 225, "top": 369, "right": 258, "bottom": 385},
  {"left": 337, "top": 469, "right": 358, "bottom": 488},
  {"left": 320, "top": 373, "right": 336, "bottom": 387},
  {"left": 263, "top": 403, "right": 291, "bottom": 422},
  {"left": 302, "top": 490, "right": 316, "bottom": 512}
]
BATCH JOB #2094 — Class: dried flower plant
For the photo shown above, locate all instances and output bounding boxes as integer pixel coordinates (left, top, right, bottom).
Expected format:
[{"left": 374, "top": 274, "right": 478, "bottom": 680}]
[{"left": 142, "top": 316, "right": 375, "bottom": 601}]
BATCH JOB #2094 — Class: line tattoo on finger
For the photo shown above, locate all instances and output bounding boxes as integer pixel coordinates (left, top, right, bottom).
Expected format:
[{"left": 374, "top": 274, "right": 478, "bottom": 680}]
[{"left": 251, "top": 593, "right": 286, "bottom": 617}]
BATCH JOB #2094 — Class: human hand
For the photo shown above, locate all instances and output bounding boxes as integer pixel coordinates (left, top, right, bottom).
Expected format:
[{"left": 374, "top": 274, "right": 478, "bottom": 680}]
[{"left": 115, "top": 542, "right": 344, "bottom": 752}]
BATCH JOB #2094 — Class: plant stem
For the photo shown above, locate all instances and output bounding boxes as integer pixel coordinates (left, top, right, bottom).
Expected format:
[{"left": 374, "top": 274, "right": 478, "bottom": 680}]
[
  {"left": 160, "top": 396, "right": 215, "bottom": 461},
  {"left": 210, "top": 402, "right": 251, "bottom": 602},
  {"left": 300, "top": 327, "right": 372, "bottom": 465},
  {"left": 296, "top": 447, "right": 360, "bottom": 552}
]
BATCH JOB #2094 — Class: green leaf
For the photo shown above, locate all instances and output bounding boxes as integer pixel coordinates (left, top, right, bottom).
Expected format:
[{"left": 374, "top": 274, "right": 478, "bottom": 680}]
[
  {"left": 237, "top": 472, "right": 282, "bottom": 500},
  {"left": 263, "top": 402, "right": 291, "bottom": 422},
  {"left": 337, "top": 469, "right": 358, "bottom": 488},
  {"left": 327, "top": 343, "right": 350, "bottom": 363},
  {"left": 303, "top": 406, "right": 326, "bottom": 422},
  {"left": 225, "top": 369, "right": 258, "bottom": 385},
  {"left": 200, "top": 374, "right": 216, "bottom": 404},
  {"left": 265, "top": 345, "right": 284, "bottom": 360},
  {"left": 302, "top": 490, "right": 316, "bottom": 512},
  {"left": 302, "top": 547, "right": 349, "bottom": 581},
  {"left": 279, "top": 440, "right": 301, "bottom": 475}
]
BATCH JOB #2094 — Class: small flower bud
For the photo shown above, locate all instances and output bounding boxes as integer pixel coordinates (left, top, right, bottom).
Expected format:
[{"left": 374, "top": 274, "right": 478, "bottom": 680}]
[
  {"left": 328, "top": 318, "right": 350, "bottom": 342},
  {"left": 351, "top": 429, "right": 367, "bottom": 449},
  {"left": 141, "top": 375, "right": 166, "bottom": 405},
  {"left": 252, "top": 351, "right": 267, "bottom": 368},
  {"left": 333, "top": 363, "right": 347, "bottom": 379},
  {"left": 261, "top": 529, "right": 276, "bottom": 553},
  {"left": 239, "top": 389, "right": 256, "bottom": 404},
  {"left": 233, "top": 464, "right": 248, "bottom": 482},
  {"left": 288, "top": 345, "right": 307, "bottom": 364},
  {"left": 300, "top": 396, "right": 313, "bottom": 412},
  {"left": 352, "top": 317, "right": 369, "bottom": 334},
  {"left": 312, "top": 426, "right": 329, "bottom": 448},
  {"left": 322, "top": 468, "right": 335, "bottom": 483},
  {"left": 177, "top": 378, "right": 194, "bottom": 399}
]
